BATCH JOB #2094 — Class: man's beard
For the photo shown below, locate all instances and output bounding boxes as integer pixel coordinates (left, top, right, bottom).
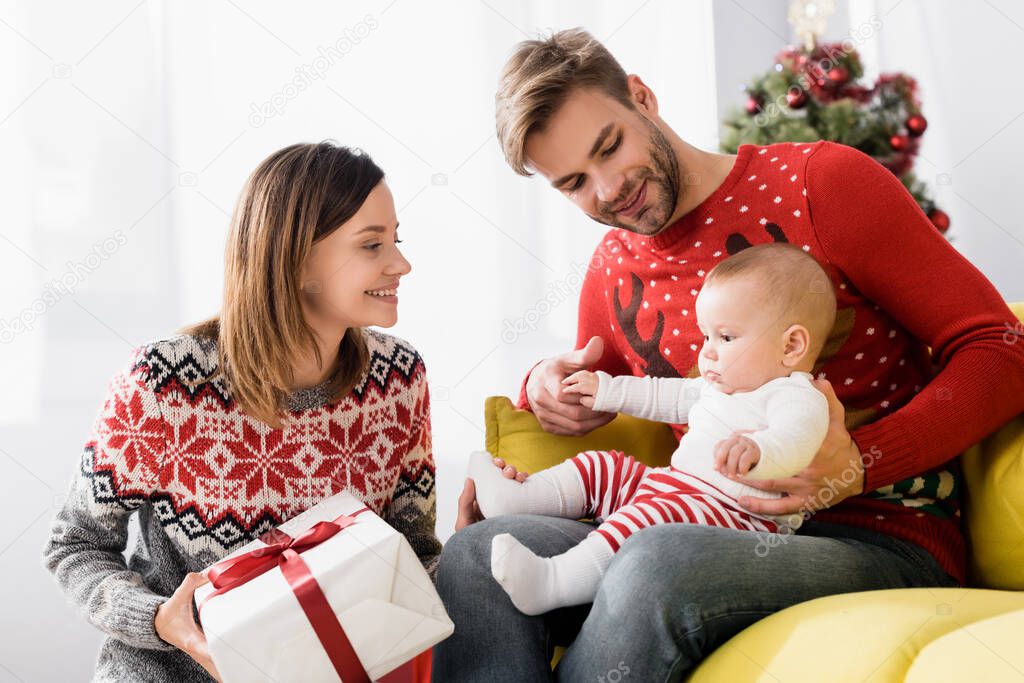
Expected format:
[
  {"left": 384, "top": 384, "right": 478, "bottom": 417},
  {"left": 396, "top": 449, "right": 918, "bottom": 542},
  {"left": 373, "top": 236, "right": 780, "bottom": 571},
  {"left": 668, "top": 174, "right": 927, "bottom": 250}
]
[{"left": 590, "top": 119, "right": 681, "bottom": 236}]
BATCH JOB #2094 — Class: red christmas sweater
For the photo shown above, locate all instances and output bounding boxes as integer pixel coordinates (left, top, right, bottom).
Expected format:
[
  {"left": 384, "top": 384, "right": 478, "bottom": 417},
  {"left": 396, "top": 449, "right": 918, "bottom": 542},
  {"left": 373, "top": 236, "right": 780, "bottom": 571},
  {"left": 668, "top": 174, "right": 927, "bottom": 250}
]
[{"left": 519, "top": 141, "right": 1024, "bottom": 584}]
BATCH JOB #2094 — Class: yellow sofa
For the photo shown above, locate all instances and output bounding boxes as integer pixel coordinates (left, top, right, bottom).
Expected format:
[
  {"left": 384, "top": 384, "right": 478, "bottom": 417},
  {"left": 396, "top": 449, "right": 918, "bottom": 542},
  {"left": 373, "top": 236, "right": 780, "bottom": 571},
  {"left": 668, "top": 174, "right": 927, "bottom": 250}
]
[{"left": 483, "top": 303, "right": 1024, "bottom": 682}]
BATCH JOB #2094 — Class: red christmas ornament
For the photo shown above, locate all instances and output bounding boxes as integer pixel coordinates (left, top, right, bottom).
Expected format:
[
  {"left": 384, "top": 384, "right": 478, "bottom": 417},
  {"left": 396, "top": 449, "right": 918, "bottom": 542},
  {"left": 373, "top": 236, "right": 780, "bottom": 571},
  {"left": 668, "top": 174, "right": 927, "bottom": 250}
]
[
  {"left": 890, "top": 134, "right": 910, "bottom": 151},
  {"left": 929, "top": 208, "right": 950, "bottom": 233},
  {"left": 843, "top": 85, "right": 873, "bottom": 103},
  {"left": 827, "top": 66, "right": 850, "bottom": 86},
  {"left": 745, "top": 96, "right": 763, "bottom": 115},
  {"left": 786, "top": 88, "right": 808, "bottom": 109},
  {"left": 906, "top": 114, "right": 928, "bottom": 137}
]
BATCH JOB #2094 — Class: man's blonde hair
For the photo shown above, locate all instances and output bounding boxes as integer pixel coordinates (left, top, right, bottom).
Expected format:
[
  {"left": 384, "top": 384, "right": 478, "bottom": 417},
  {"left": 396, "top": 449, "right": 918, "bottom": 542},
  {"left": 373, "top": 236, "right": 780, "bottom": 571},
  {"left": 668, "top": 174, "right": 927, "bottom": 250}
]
[
  {"left": 705, "top": 244, "right": 838, "bottom": 361},
  {"left": 495, "top": 28, "right": 632, "bottom": 176}
]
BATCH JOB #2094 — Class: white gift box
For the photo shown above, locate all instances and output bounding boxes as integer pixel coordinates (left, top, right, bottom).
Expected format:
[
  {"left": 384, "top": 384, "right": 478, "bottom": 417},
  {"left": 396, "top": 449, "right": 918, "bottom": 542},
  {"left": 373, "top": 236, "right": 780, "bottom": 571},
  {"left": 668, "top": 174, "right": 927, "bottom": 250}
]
[{"left": 195, "top": 491, "right": 453, "bottom": 683}]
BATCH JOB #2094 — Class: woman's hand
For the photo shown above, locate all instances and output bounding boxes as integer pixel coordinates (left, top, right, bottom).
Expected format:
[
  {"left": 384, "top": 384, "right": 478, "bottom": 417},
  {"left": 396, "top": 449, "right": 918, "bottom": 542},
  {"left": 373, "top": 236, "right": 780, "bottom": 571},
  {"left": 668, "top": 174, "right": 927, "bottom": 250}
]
[
  {"left": 455, "top": 458, "right": 528, "bottom": 531},
  {"left": 732, "top": 379, "right": 866, "bottom": 516},
  {"left": 155, "top": 572, "right": 222, "bottom": 681}
]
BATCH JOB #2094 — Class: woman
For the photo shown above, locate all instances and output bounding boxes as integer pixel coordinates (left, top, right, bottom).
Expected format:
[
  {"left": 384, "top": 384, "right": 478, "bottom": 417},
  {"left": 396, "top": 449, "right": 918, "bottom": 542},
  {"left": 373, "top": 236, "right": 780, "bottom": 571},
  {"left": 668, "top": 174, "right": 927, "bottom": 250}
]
[{"left": 43, "top": 142, "right": 440, "bottom": 681}]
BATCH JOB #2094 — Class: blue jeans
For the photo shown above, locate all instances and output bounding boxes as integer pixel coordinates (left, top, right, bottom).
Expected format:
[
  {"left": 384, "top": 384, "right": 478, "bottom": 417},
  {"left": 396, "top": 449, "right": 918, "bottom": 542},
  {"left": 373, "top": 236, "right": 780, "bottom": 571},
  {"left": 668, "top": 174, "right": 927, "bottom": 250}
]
[{"left": 432, "top": 514, "right": 957, "bottom": 682}]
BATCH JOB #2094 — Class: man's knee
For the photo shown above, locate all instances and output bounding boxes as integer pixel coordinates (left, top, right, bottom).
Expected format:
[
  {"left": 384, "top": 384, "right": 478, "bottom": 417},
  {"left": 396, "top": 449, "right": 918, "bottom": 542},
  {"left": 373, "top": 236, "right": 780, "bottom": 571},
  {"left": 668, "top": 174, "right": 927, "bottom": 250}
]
[
  {"left": 436, "top": 516, "right": 549, "bottom": 588},
  {"left": 440, "top": 517, "right": 503, "bottom": 560},
  {"left": 435, "top": 520, "right": 499, "bottom": 597},
  {"left": 599, "top": 525, "right": 734, "bottom": 611},
  {"left": 443, "top": 519, "right": 495, "bottom": 559}
]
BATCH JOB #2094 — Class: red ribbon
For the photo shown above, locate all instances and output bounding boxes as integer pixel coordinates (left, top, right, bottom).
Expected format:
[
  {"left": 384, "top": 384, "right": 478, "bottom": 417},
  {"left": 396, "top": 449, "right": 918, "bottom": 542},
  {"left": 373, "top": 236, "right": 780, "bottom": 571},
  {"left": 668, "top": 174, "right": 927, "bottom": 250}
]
[{"left": 199, "top": 507, "right": 372, "bottom": 683}]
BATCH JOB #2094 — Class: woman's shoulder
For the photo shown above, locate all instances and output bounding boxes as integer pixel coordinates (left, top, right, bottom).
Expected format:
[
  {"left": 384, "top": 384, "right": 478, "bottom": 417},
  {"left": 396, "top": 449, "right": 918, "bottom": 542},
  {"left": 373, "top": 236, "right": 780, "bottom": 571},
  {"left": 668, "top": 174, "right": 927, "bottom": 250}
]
[
  {"left": 123, "top": 333, "right": 227, "bottom": 400},
  {"left": 359, "top": 328, "right": 428, "bottom": 392},
  {"left": 362, "top": 328, "right": 424, "bottom": 365}
]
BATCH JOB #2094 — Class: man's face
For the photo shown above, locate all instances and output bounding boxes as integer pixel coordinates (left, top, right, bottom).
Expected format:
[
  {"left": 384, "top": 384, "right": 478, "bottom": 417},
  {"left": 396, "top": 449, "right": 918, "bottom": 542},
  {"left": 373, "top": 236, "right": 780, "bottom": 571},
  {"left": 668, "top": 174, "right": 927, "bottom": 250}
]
[{"left": 524, "top": 86, "right": 681, "bottom": 236}]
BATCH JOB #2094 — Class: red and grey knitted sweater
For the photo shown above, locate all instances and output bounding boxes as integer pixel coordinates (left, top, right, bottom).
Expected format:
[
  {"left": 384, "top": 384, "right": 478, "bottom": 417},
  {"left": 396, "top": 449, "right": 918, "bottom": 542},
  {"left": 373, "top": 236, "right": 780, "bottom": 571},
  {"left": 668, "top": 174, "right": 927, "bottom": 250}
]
[
  {"left": 44, "top": 329, "right": 439, "bottom": 682},
  {"left": 520, "top": 141, "right": 1024, "bottom": 584}
]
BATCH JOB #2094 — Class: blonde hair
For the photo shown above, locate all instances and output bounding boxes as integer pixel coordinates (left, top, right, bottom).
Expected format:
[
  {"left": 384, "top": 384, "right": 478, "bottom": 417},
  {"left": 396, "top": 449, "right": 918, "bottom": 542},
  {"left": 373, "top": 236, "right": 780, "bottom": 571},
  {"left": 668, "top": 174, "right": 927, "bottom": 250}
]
[
  {"left": 705, "top": 244, "right": 837, "bottom": 361},
  {"left": 495, "top": 28, "right": 633, "bottom": 176},
  {"left": 183, "top": 142, "right": 379, "bottom": 428}
]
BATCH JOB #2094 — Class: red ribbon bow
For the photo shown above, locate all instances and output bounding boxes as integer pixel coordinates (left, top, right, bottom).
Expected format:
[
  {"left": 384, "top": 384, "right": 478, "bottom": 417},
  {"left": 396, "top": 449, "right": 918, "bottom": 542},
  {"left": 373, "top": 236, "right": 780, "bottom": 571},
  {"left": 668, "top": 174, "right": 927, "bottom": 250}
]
[{"left": 200, "top": 507, "right": 372, "bottom": 683}]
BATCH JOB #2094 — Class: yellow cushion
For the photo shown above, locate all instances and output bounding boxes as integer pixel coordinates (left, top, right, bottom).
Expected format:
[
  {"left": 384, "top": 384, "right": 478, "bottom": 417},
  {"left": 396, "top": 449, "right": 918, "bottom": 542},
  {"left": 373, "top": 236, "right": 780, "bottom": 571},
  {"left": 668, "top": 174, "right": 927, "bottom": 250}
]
[
  {"left": 484, "top": 395, "right": 677, "bottom": 473},
  {"left": 905, "top": 606, "right": 1024, "bottom": 682},
  {"left": 960, "top": 301, "right": 1024, "bottom": 590},
  {"left": 687, "top": 588, "right": 1024, "bottom": 683}
]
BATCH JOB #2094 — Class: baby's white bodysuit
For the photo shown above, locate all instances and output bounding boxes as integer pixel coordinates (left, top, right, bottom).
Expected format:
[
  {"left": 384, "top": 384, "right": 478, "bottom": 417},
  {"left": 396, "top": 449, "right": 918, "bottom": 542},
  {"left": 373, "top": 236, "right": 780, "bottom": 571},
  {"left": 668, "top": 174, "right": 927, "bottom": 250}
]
[{"left": 592, "top": 370, "right": 829, "bottom": 530}]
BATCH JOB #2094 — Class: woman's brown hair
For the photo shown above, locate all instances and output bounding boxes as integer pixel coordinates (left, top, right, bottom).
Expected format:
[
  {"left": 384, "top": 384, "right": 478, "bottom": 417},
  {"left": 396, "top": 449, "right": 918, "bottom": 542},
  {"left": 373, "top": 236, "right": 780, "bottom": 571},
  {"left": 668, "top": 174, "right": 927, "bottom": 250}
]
[{"left": 183, "top": 142, "right": 383, "bottom": 427}]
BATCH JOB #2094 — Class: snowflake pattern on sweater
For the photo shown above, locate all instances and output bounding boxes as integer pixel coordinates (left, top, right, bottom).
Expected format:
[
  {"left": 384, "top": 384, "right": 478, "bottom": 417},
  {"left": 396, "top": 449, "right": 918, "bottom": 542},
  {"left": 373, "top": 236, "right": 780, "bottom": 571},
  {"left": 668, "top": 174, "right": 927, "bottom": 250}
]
[{"left": 89, "top": 330, "right": 437, "bottom": 556}]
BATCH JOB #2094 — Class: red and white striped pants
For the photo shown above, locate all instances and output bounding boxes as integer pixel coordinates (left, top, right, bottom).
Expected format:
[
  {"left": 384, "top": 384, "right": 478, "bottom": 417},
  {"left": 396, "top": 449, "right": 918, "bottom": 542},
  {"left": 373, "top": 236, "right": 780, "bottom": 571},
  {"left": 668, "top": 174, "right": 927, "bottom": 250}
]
[{"left": 570, "top": 450, "right": 778, "bottom": 552}]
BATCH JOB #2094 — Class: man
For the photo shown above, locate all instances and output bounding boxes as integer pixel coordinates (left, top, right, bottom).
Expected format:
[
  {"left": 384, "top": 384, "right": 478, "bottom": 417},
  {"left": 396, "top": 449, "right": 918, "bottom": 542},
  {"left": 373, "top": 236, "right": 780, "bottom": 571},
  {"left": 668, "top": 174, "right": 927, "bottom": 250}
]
[{"left": 434, "top": 28, "right": 1024, "bottom": 681}]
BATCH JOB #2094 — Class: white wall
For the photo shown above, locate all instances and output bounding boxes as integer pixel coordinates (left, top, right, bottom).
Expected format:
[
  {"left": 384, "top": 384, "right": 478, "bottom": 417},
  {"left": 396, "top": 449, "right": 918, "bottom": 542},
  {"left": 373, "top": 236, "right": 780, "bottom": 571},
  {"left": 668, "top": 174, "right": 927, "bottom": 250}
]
[{"left": 863, "top": 0, "right": 1024, "bottom": 301}]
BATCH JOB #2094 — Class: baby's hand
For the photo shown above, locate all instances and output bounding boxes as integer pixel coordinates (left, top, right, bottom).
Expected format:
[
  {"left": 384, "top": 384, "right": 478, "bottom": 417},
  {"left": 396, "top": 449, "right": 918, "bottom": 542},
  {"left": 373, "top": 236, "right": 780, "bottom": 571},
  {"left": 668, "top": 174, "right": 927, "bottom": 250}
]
[
  {"left": 562, "top": 370, "right": 600, "bottom": 408},
  {"left": 714, "top": 431, "right": 761, "bottom": 477}
]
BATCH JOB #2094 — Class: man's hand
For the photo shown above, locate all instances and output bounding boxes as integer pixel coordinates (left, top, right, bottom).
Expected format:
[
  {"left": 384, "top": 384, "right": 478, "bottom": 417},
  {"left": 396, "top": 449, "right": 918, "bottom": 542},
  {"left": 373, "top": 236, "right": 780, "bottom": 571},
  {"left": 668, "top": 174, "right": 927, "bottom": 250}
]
[
  {"left": 526, "top": 336, "right": 616, "bottom": 435},
  {"left": 732, "top": 379, "right": 866, "bottom": 516},
  {"left": 454, "top": 458, "right": 528, "bottom": 531},
  {"left": 714, "top": 432, "right": 761, "bottom": 477}
]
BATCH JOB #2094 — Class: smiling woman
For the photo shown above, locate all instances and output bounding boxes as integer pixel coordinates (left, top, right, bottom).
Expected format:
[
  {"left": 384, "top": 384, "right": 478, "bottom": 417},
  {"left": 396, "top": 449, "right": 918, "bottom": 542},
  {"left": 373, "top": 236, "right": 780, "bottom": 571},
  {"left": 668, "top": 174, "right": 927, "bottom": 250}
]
[
  {"left": 185, "top": 143, "right": 411, "bottom": 427},
  {"left": 42, "top": 141, "right": 438, "bottom": 682}
]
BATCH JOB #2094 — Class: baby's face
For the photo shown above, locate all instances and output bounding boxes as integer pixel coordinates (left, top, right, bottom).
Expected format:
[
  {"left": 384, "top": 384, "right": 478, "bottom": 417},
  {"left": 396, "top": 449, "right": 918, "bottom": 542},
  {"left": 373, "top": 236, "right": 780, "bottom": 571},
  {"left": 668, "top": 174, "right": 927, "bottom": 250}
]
[{"left": 695, "top": 278, "right": 794, "bottom": 395}]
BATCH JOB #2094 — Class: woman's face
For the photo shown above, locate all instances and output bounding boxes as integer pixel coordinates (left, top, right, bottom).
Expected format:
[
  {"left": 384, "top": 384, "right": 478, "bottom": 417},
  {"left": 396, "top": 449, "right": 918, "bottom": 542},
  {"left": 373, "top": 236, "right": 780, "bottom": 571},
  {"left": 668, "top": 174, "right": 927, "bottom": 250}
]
[{"left": 300, "top": 181, "right": 410, "bottom": 331}]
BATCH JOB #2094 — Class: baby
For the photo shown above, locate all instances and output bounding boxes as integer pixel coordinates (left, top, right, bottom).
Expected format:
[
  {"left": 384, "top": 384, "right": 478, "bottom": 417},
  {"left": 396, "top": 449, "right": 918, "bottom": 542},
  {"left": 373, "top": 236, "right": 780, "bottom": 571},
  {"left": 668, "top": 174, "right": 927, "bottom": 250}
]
[{"left": 468, "top": 243, "right": 838, "bottom": 615}]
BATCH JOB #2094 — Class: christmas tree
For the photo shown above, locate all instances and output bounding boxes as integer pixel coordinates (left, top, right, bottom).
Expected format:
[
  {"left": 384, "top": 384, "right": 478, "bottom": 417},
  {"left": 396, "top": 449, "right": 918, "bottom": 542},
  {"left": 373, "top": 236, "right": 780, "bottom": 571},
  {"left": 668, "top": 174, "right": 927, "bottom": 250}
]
[{"left": 720, "top": 5, "right": 949, "bottom": 234}]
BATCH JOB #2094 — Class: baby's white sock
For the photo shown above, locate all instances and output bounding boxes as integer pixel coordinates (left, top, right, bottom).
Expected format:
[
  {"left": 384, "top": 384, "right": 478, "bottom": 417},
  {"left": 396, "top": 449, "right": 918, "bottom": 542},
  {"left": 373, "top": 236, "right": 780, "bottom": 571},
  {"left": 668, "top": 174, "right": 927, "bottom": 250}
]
[
  {"left": 466, "top": 451, "right": 587, "bottom": 519},
  {"left": 490, "top": 532, "right": 614, "bottom": 615}
]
